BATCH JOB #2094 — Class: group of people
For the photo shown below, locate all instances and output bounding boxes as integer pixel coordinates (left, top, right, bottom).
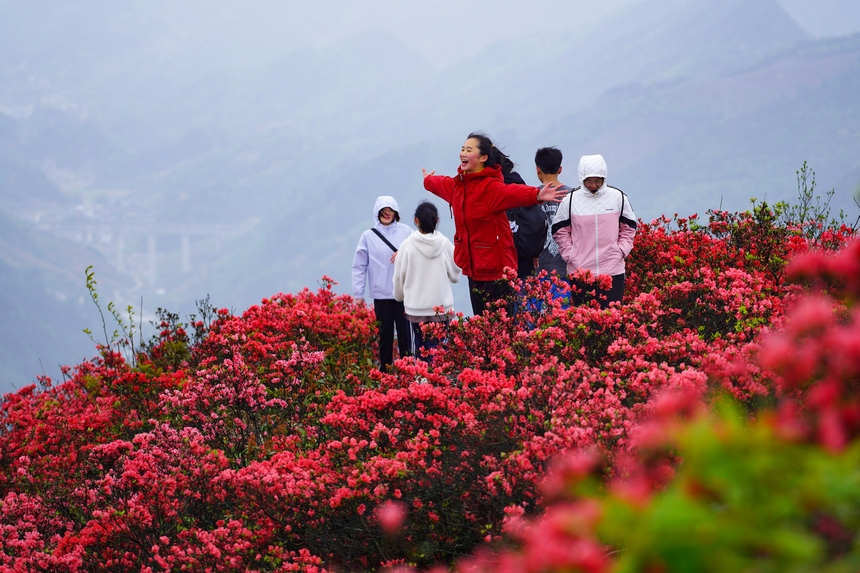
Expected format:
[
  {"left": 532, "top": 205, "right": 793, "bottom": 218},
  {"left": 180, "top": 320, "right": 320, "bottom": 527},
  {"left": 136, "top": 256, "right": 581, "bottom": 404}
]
[{"left": 352, "top": 132, "right": 637, "bottom": 371}]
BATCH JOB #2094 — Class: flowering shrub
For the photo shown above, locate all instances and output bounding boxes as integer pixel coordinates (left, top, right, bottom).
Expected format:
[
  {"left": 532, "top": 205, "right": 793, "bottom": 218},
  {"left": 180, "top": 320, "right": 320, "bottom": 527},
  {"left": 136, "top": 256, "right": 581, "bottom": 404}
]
[
  {"left": 445, "top": 232, "right": 860, "bottom": 573},
  {"left": 458, "top": 397, "right": 860, "bottom": 573},
  {"left": 0, "top": 199, "right": 857, "bottom": 571}
]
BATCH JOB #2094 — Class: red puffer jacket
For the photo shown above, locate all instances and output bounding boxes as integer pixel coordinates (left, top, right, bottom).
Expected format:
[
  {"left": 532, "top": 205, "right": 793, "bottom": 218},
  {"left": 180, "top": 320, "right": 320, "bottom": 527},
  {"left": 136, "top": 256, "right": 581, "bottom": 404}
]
[{"left": 424, "top": 165, "right": 539, "bottom": 281}]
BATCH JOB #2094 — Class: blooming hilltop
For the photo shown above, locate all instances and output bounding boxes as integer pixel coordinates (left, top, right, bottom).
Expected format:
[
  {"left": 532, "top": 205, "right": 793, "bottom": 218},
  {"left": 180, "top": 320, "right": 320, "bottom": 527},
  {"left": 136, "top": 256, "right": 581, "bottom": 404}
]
[{"left": 1, "top": 196, "right": 860, "bottom": 572}]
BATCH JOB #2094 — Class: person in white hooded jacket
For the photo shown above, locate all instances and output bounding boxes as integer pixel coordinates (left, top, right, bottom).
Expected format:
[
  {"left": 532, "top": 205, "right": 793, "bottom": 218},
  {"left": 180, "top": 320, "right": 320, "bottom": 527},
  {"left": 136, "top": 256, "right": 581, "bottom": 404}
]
[
  {"left": 393, "top": 201, "right": 462, "bottom": 359},
  {"left": 352, "top": 195, "right": 414, "bottom": 371},
  {"left": 551, "top": 154, "right": 637, "bottom": 307}
]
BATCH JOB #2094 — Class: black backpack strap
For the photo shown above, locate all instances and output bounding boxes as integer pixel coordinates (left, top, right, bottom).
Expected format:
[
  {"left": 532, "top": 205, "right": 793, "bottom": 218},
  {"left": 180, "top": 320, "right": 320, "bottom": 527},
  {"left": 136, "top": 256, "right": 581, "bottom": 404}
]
[
  {"left": 568, "top": 186, "right": 582, "bottom": 226},
  {"left": 620, "top": 190, "right": 625, "bottom": 230},
  {"left": 370, "top": 228, "right": 398, "bottom": 252},
  {"left": 609, "top": 186, "right": 637, "bottom": 229},
  {"left": 550, "top": 186, "right": 580, "bottom": 236}
]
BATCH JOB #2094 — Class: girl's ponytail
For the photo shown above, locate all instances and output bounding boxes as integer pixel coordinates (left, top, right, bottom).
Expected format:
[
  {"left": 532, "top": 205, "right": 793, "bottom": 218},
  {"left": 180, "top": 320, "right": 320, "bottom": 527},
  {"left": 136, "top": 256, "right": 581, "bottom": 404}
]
[{"left": 414, "top": 201, "right": 439, "bottom": 234}]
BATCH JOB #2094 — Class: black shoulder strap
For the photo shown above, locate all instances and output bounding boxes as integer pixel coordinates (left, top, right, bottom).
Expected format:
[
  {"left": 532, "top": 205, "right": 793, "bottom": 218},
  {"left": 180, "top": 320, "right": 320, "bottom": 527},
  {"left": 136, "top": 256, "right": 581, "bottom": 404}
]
[
  {"left": 621, "top": 191, "right": 625, "bottom": 221},
  {"left": 609, "top": 186, "right": 637, "bottom": 229},
  {"left": 568, "top": 186, "right": 582, "bottom": 226},
  {"left": 370, "top": 228, "right": 398, "bottom": 252}
]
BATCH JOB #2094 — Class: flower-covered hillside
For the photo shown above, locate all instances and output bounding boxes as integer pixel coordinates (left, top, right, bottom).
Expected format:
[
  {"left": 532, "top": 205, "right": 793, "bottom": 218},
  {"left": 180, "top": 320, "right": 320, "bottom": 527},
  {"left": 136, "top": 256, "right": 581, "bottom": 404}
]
[{"left": 0, "top": 193, "right": 858, "bottom": 572}]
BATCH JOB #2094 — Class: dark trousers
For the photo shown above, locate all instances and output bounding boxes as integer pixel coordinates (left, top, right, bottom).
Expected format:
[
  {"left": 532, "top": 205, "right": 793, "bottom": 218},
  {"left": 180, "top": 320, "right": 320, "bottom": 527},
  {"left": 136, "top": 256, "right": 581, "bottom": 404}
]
[
  {"left": 516, "top": 257, "right": 536, "bottom": 280},
  {"left": 409, "top": 319, "right": 450, "bottom": 363},
  {"left": 374, "top": 298, "right": 411, "bottom": 371},
  {"left": 570, "top": 273, "right": 626, "bottom": 309},
  {"left": 468, "top": 277, "right": 514, "bottom": 316}
]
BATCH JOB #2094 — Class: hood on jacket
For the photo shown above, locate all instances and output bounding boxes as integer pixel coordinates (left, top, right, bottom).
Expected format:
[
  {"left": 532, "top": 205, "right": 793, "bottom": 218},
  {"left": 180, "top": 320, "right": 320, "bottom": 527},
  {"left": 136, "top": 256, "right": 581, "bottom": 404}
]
[
  {"left": 373, "top": 195, "right": 400, "bottom": 227},
  {"left": 578, "top": 155, "right": 608, "bottom": 183},
  {"left": 410, "top": 230, "right": 447, "bottom": 259}
]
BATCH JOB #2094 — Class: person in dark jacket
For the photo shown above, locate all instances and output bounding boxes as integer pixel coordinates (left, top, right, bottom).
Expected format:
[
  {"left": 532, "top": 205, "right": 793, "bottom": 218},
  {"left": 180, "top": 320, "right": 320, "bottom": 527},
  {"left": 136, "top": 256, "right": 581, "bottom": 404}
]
[
  {"left": 534, "top": 146, "right": 572, "bottom": 277},
  {"left": 502, "top": 154, "right": 547, "bottom": 280},
  {"left": 422, "top": 132, "right": 567, "bottom": 315}
]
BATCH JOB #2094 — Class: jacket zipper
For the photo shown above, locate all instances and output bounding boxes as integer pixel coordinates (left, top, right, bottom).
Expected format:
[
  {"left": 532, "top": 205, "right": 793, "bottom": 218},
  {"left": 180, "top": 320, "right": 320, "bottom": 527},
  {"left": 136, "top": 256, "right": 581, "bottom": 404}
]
[
  {"left": 593, "top": 194, "right": 600, "bottom": 274},
  {"left": 459, "top": 173, "right": 475, "bottom": 277}
]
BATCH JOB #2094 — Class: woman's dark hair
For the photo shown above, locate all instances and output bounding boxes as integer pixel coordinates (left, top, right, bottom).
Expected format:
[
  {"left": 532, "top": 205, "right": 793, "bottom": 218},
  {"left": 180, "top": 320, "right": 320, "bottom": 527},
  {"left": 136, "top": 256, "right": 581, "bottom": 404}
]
[
  {"left": 499, "top": 151, "right": 515, "bottom": 176},
  {"left": 493, "top": 147, "right": 526, "bottom": 184},
  {"left": 414, "top": 201, "right": 439, "bottom": 234},
  {"left": 467, "top": 131, "right": 504, "bottom": 169}
]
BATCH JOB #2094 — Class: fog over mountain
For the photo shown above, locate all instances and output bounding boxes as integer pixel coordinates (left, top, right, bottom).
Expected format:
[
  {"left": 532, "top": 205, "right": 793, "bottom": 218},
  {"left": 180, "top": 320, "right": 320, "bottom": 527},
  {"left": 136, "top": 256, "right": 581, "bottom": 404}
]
[{"left": 1, "top": 0, "right": 860, "bottom": 394}]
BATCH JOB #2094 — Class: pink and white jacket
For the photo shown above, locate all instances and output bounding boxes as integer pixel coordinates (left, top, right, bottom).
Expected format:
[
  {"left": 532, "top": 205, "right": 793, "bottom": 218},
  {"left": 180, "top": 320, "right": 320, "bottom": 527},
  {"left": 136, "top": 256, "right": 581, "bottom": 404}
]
[{"left": 551, "top": 155, "right": 637, "bottom": 277}]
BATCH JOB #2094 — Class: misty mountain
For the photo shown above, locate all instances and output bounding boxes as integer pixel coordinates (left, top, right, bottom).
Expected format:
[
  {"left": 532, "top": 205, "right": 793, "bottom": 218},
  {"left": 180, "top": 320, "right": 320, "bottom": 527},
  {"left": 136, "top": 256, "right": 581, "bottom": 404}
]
[
  {"left": 535, "top": 33, "right": 860, "bottom": 217},
  {"left": 0, "top": 208, "right": 117, "bottom": 391},
  {"left": 1, "top": 0, "right": 859, "bottom": 394},
  {"left": 429, "top": 0, "right": 811, "bottom": 134}
]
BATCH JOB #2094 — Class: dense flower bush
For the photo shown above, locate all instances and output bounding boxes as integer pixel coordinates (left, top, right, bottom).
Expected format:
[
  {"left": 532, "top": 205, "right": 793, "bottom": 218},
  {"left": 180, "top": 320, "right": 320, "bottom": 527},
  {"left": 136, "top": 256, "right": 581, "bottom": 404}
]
[
  {"left": 0, "top": 199, "right": 857, "bottom": 572},
  {"left": 453, "top": 239, "right": 860, "bottom": 573}
]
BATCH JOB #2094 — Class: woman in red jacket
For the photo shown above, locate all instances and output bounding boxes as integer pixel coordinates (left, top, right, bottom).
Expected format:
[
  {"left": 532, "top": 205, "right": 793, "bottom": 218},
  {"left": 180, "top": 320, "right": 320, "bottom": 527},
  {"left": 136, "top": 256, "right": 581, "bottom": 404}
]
[{"left": 422, "top": 132, "right": 567, "bottom": 315}]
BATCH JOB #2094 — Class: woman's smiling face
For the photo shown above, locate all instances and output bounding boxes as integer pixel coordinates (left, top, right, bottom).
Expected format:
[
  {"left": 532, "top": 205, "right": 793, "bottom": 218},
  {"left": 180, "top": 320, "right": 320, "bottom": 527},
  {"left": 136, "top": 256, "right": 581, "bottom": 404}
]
[{"left": 460, "top": 138, "right": 488, "bottom": 173}]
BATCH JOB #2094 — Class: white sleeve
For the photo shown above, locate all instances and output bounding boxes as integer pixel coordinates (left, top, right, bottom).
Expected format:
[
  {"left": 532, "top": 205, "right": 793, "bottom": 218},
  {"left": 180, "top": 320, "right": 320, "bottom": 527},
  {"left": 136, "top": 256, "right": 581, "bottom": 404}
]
[{"left": 351, "top": 234, "right": 369, "bottom": 298}]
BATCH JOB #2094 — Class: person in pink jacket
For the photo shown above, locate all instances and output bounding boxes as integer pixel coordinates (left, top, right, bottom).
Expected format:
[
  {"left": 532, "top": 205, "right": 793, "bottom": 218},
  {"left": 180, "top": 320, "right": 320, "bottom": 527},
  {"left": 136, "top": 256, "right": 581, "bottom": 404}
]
[{"left": 551, "top": 154, "right": 637, "bottom": 307}]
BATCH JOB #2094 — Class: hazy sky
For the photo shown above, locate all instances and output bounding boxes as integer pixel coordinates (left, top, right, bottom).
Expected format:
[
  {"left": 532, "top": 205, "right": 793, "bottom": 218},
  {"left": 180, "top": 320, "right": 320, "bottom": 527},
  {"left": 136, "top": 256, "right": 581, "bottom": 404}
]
[
  {"left": 66, "top": 0, "right": 858, "bottom": 70},
  {"left": 3, "top": 1, "right": 859, "bottom": 88},
  {"left": 340, "top": 0, "right": 860, "bottom": 65},
  {"left": 260, "top": 0, "right": 640, "bottom": 67},
  {"left": 207, "top": 0, "right": 860, "bottom": 56},
  {"left": 196, "top": 0, "right": 860, "bottom": 66},
  {"left": 777, "top": 0, "right": 860, "bottom": 38},
  {"left": 124, "top": 0, "right": 643, "bottom": 70}
]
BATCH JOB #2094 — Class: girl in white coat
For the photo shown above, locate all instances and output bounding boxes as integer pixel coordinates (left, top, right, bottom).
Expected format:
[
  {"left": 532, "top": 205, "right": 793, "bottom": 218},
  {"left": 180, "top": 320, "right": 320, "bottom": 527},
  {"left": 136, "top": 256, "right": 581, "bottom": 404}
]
[{"left": 393, "top": 201, "right": 462, "bottom": 359}]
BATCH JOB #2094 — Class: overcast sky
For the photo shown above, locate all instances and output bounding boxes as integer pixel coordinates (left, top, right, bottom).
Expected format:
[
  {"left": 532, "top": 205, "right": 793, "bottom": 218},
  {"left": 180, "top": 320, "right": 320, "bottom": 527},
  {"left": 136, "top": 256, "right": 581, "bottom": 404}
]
[
  {"left": 69, "top": 0, "right": 859, "bottom": 70},
  {"left": 105, "top": 0, "right": 642, "bottom": 71},
  {"left": 179, "top": 0, "right": 860, "bottom": 68},
  {"left": 3, "top": 0, "right": 859, "bottom": 82}
]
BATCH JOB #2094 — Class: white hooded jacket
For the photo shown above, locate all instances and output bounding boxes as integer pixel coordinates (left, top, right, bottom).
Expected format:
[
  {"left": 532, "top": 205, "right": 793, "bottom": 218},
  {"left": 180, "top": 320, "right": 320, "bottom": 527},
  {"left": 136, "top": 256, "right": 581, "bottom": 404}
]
[
  {"left": 392, "top": 229, "right": 461, "bottom": 318},
  {"left": 352, "top": 196, "right": 413, "bottom": 299}
]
